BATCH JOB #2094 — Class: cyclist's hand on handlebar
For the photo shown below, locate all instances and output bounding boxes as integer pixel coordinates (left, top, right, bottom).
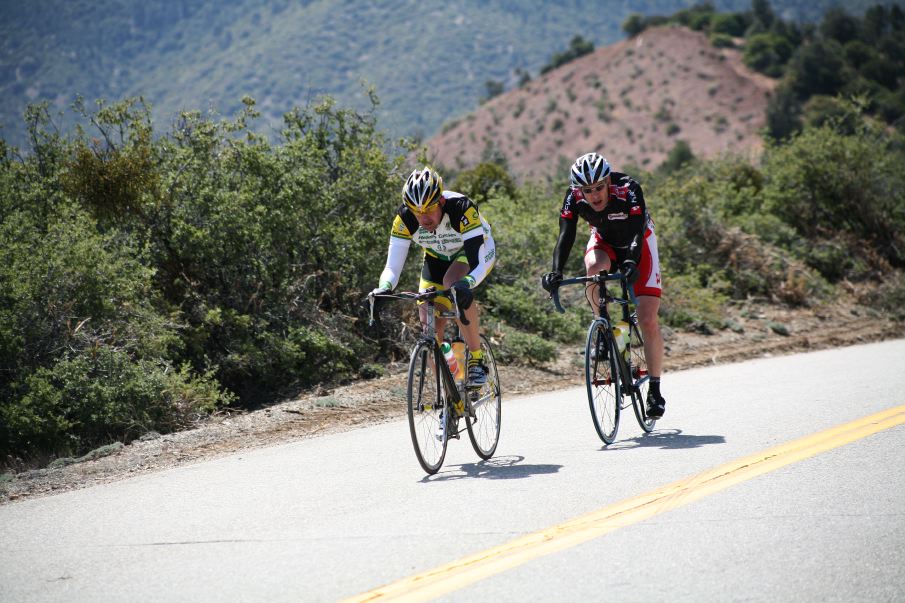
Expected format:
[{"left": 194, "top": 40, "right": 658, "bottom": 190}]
[
  {"left": 369, "top": 286, "right": 391, "bottom": 298},
  {"left": 541, "top": 271, "right": 563, "bottom": 293},
  {"left": 620, "top": 260, "right": 637, "bottom": 283},
  {"left": 451, "top": 279, "right": 474, "bottom": 310}
]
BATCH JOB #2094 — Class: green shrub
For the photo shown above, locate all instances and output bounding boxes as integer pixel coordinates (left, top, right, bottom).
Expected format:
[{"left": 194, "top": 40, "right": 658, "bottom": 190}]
[
  {"left": 483, "top": 283, "right": 584, "bottom": 343},
  {"left": 659, "top": 274, "right": 728, "bottom": 330},
  {"left": 491, "top": 325, "right": 557, "bottom": 365},
  {"left": 761, "top": 122, "right": 905, "bottom": 270},
  {"left": 743, "top": 32, "right": 793, "bottom": 77},
  {"left": 1, "top": 349, "right": 230, "bottom": 462},
  {"left": 710, "top": 33, "right": 735, "bottom": 48}
]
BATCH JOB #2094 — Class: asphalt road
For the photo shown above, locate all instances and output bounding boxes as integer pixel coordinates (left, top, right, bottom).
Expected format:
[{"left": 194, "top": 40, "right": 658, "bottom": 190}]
[{"left": 2, "top": 339, "right": 904, "bottom": 602}]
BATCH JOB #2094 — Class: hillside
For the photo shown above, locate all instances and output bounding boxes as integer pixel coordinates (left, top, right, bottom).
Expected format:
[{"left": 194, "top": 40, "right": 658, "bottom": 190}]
[
  {"left": 426, "top": 26, "right": 777, "bottom": 180},
  {"left": 0, "top": 0, "right": 886, "bottom": 149}
]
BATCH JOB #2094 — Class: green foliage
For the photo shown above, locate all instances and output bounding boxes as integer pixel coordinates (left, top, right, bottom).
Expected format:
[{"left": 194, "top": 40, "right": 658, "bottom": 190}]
[
  {"left": 802, "top": 95, "right": 860, "bottom": 133},
  {"left": 652, "top": 161, "right": 828, "bottom": 305},
  {"left": 491, "top": 325, "right": 557, "bottom": 366},
  {"left": 761, "top": 119, "right": 905, "bottom": 269},
  {"left": 786, "top": 38, "right": 847, "bottom": 99},
  {"left": 657, "top": 140, "right": 695, "bottom": 175},
  {"left": 623, "top": 13, "right": 647, "bottom": 37},
  {"left": 0, "top": 92, "right": 404, "bottom": 465},
  {"left": 451, "top": 162, "right": 516, "bottom": 205},
  {"left": 2, "top": 351, "right": 229, "bottom": 461},
  {"left": 482, "top": 80, "right": 505, "bottom": 104},
  {"left": 743, "top": 32, "right": 794, "bottom": 76},
  {"left": 540, "top": 35, "right": 594, "bottom": 75},
  {"left": 764, "top": 83, "right": 803, "bottom": 140},
  {"left": 710, "top": 13, "right": 748, "bottom": 37},
  {"left": 659, "top": 273, "right": 728, "bottom": 330},
  {"left": 709, "top": 33, "right": 736, "bottom": 48},
  {"left": 483, "top": 284, "right": 584, "bottom": 343}
]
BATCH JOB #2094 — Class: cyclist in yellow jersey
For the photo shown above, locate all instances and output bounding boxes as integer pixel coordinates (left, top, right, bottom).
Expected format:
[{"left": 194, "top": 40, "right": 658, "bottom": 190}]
[{"left": 370, "top": 167, "right": 496, "bottom": 387}]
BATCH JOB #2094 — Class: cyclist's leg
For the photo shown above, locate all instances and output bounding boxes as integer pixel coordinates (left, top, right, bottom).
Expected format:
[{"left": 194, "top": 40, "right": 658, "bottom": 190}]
[
  {"left": 636, "top": 296, "right": 663, "bottom": 378},
  {"left": 442, "top": 241, "right": 495, "bottom": 386},
  {"left": 584, "top": 229, "right": 614, "bottom": 317},
  {"left": 633, "top": 229, "right": 666, "bottom": 416},
  {"left": 442, "top": 258, "right": 479, "bottom": 351},
  {"left": 420, "top": 254, "right": 450, "bottom": 341}
]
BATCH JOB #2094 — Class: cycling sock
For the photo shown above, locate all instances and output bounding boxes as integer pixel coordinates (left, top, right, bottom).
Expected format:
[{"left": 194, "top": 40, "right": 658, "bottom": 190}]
[
  {"left": 468, "top": 349, "right": 484, "bottom": 366},
  {"left": 649, "top": 377, "right": 661, "bottom": 396}
]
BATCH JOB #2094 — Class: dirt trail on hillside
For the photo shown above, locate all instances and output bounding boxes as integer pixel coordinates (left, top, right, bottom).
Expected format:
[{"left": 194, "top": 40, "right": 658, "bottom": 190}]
[{"left": 2, "top": 297, "right": 903, "bottom": 504}]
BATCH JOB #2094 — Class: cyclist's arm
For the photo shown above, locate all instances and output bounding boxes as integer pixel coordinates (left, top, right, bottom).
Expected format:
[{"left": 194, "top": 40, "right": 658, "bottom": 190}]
[
  {"left": 551, "top": 216, "right": 577, "bottom": 274},
  {"left": 377, "top": 215, "right": 413, "bottom": 289},
  {"left": 457, "top": 234, "right": 493, "bottom": 288},
  {"left": 624, "top": 180, "right": 647, "bottom": 266}
]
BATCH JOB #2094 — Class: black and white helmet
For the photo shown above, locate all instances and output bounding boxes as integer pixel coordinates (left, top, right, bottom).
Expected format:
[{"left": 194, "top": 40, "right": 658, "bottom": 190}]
[
  {"left": 402, "top": 167, "right": 444, "bottom": 213},
  {"left": 570, "top": 152, "right": 611, "bottom": 188}
]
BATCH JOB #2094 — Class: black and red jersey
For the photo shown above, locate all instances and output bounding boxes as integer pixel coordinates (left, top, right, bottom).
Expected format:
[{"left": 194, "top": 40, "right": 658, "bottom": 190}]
[
  {"left": 558, "top": 171, "right": 650, "bottom": 250},
  {"left": 550, "top": 172, "right": 653, "bottom": 273}
]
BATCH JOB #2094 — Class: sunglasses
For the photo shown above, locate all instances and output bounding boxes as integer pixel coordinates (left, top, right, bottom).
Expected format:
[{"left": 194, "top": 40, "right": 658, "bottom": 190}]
[
  {"left": 407, "top": 200, "right": 441, "bottom": 216},
  {"left": 580, "top": 182, "right": 607, "bottom": 195}
]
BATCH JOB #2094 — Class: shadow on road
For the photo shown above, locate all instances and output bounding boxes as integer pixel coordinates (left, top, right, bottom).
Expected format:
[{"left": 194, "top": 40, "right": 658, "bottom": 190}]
[
  {"left": 421, "top": 455, "right": 562, "bottom": 482},
  {"left": 604, "top": 429, "right": 726, "bottom": 450}
]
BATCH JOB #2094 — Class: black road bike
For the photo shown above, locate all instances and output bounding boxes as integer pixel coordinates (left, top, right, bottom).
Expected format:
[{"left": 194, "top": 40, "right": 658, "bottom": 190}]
[
  {"left": 369, "top": 289, "right": 502, "bottom": 474},
  {"left": 550, "top": 271, "right": 656, "bottom": 444}
]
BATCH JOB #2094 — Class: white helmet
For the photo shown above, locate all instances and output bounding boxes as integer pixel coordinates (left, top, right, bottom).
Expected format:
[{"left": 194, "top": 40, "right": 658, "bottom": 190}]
[
  {"left": 402, "top": 167, "right": 443, "bottom": 213},
  {"left": 570, "top": 152, "right": 611, "bottom": 188}
]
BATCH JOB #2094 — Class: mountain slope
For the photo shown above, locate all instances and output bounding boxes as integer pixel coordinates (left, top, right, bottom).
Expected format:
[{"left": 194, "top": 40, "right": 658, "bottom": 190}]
[
  {"left": 0, "top": 0, "right": 882, "bottom": 148},
  {"left": 426, "top": 26, "right": 776, "bottom": 180}
]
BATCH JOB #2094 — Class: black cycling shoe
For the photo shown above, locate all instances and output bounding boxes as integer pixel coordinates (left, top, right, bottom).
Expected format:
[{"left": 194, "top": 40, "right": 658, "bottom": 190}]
[{"left": 646, "top": 391, "right": 666, "bottom": 419}]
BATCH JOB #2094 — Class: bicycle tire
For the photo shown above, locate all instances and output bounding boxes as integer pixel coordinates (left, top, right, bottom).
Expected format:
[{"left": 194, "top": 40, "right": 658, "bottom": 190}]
[
  {"left": 628, "top": 320, "right": 656, "bottom": 432},
  {"left": 585, "top": 320, "right": 620, "bottom": 444},
  {"left": 466, "top": 334, "right": 502, "bottom": 459},
  {"left": 407, "top": 340, "right": 448, "bottom": 474}
]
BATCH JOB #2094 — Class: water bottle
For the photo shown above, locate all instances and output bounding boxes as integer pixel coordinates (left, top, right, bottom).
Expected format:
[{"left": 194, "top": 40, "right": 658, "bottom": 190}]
[
  {"left": 613, "top": 321, "right": 629, "bottom": 355},
  {"left": 451, "top": 340, "right": 467, "bottom": 382},
  {"left": 441, "top": 341, "right": 458, "bottom": 377}
]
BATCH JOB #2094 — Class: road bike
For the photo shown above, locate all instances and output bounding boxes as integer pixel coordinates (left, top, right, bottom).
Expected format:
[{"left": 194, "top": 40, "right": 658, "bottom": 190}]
[
  {"left": 369, "top": 288, "right": 502, "bottom": 474},
  {"left": 550, "top": 271, "right": 656, "bottom": 444}
]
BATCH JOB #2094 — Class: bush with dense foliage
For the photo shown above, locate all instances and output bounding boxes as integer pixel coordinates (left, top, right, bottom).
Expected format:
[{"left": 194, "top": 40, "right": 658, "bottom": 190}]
[{"left": 0, "top": 93, "right": 406, "bottom": 465}]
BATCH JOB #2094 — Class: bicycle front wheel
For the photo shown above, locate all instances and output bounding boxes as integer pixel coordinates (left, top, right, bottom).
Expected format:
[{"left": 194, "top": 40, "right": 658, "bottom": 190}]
[
  {"left": 586, "top": 320, "right": 620, "bottom": 444},
  {"left": 628, "top": 320, "right": 655, "bottom": 432},
  {"left": 407, "top": 340, "right": 448, "bottom": 474},
  {"left": 466, "top": 334, "right": 502, "bottom": 459}
]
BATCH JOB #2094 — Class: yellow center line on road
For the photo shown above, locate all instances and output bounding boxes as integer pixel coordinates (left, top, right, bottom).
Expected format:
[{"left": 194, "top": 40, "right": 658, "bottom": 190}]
[{"left": 343, "top": 404, "right": 905, "bottom": 603}]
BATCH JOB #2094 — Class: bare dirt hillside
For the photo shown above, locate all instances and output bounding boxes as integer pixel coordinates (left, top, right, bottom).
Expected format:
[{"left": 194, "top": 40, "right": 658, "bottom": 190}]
[{"left": 426, "top": 26, "right": 776, "bottom": 179}]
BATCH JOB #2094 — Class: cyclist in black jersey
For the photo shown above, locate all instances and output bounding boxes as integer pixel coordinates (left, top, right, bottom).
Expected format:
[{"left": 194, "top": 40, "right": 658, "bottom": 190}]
[
  {"left": 541, "top": 152, "right": 667, "bottom": 418},
  {"left": 370, "top": 167, "right": 497, "bottom": 387}
]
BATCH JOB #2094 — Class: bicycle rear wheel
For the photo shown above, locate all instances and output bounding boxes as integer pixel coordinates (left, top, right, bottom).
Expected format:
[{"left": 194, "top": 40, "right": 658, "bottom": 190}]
[
  {"left": 466, "top": 334, "right": 502, "bottom": 459},
  {"left": 628, "top": 320, "right": 655, "bottom": 432},
  {"left": 407, "top": 340, "right": 448, "bottom": 474},
  {"left": 585, "top": 320, "right": 620, "bottom": 444}
]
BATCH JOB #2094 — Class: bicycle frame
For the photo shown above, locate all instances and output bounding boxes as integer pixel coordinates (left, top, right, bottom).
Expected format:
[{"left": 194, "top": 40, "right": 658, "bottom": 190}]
[
  {"left": 369, "top": 287, "right": 503, "bottom": 472},
  {"left": 552, "top": 272, "right": 648, "bottom": 396},
  {"left": 550, "top": 270, "right": 655, "bottom": 441},
  {"left": 368, "top": 289, "right": 470, "bottom": 419}
]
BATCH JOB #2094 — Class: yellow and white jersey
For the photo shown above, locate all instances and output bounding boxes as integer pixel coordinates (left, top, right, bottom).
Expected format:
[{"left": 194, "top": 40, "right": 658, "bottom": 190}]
[
  {"left": 390, "top": 192, "right": 488, "bottom": 260},
  {"left": 378, "top": 191, "right": 496, "bottom": 290}
]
